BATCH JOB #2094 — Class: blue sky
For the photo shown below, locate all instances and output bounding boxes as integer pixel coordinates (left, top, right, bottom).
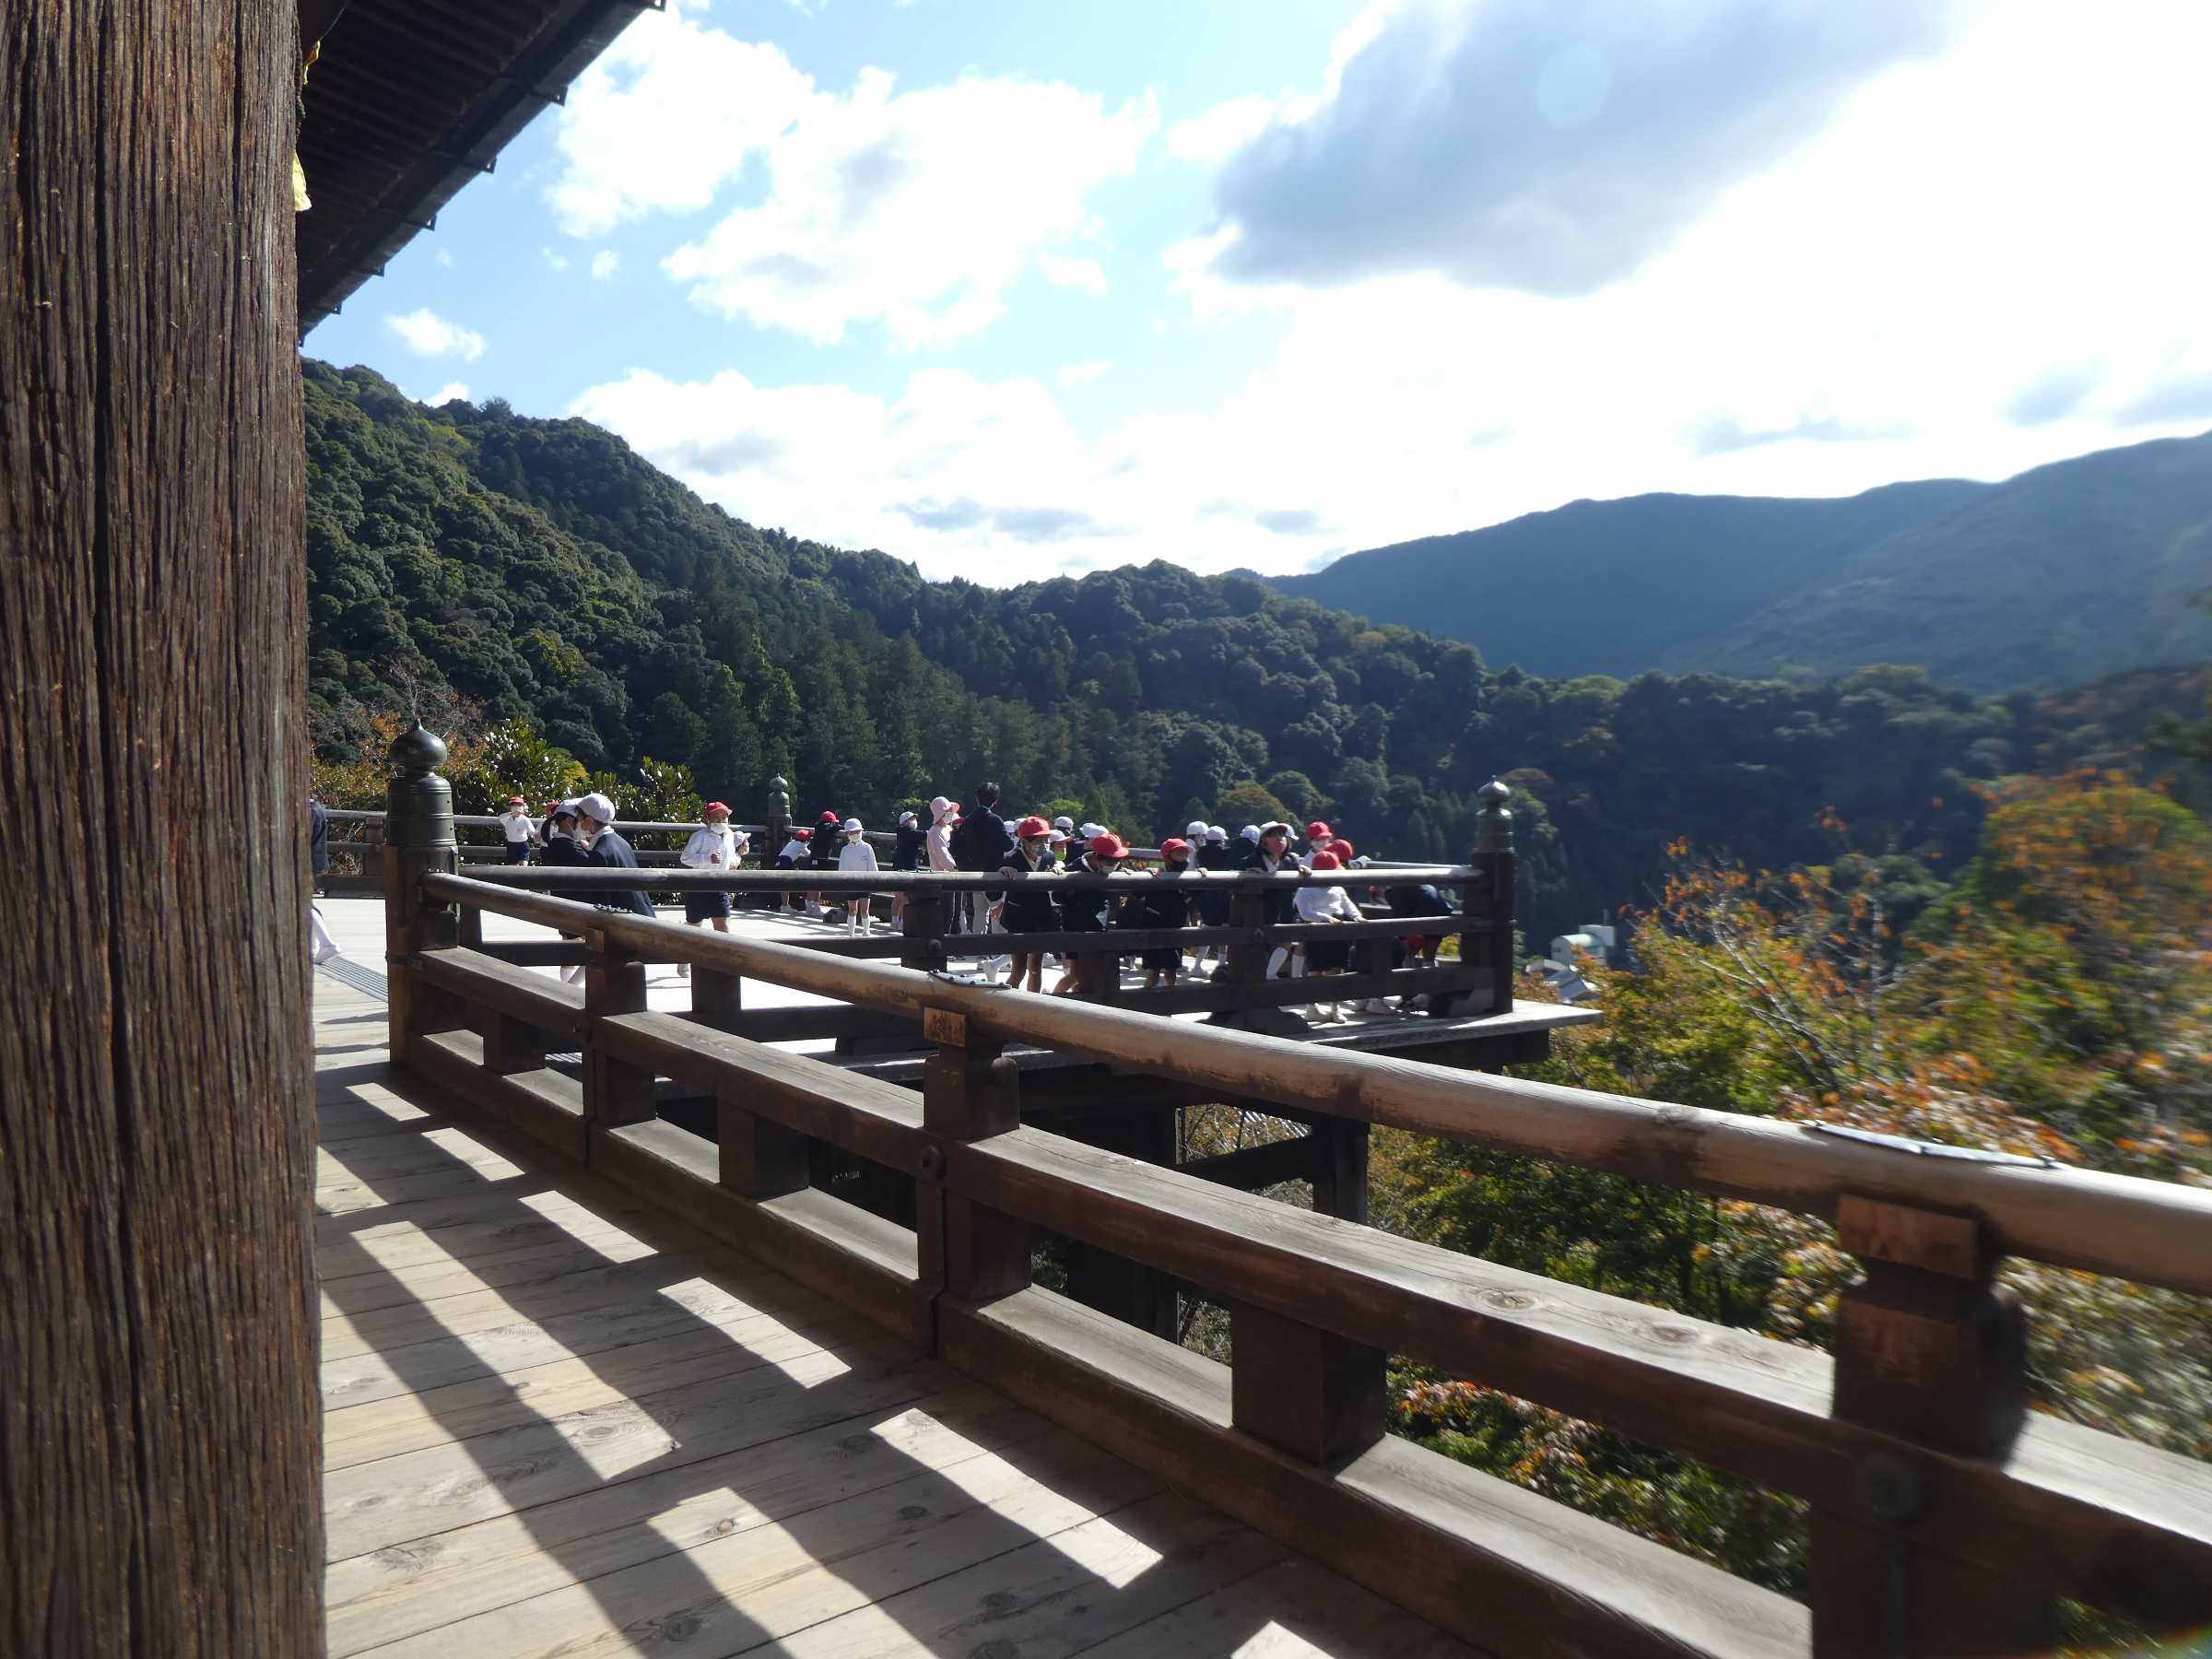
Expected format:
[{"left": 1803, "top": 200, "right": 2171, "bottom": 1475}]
[{"left": 307, "top": 0, "right": 2212, "bottom": 583}]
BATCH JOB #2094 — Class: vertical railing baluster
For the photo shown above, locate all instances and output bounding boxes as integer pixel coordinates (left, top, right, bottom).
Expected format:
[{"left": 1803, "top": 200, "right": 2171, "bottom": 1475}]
[
  {"left": 1810, "top": 1195, "right": 2053, "bottom": 1657},
  {"left": 1231, "top": 1302, "right": 1385, "bottom": 1466},
  {"left": 583, "top": 935, "right": 655, "bottom": 1129},
  {"left": 918, "top": 1009, "right": 1030, "bottom": 1335}
]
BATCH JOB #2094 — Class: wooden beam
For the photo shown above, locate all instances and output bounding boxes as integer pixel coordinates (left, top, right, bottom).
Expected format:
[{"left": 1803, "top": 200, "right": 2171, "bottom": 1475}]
[{"left": 1, "top": 5, "right": 322, "bottom": 1647}]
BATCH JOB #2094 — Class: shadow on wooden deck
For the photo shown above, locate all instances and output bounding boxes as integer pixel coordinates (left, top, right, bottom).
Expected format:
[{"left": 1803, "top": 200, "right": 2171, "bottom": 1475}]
[{"left": 312, "top": 1033, "right": 1466, "bottom": 1656}]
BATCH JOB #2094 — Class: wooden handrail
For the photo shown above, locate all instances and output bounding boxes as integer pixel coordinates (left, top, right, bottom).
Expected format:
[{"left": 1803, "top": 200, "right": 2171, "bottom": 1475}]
[
  {"left": 389, "top": 853, "right": 2212, "bottom": 1652},
  {"left": 419, "top": 870, "right": 2212, "bottom": 1297}
]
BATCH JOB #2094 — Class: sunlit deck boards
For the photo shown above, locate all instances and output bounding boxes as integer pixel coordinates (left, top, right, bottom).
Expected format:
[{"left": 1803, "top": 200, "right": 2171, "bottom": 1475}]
[{"left": 312, "top": 974, "right": 1471, "bottom": 1658}]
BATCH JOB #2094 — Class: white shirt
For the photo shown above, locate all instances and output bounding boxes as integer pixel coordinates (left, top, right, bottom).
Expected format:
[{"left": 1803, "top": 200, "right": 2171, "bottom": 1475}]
[
  {"left": 1294, "top": 884, "right": 1361, "bottom": 924},
  {"left": 499, "top": 809, "right": 535, "bottom": 845},
  {"left": 838, "top": 839, "right": 879, "bottom": 874},
  {"left": 681, "top": 824, "right": 735, "bottom": 869},
  {"left": 779, "top": 837, "right": 810, "bottom": 865}
]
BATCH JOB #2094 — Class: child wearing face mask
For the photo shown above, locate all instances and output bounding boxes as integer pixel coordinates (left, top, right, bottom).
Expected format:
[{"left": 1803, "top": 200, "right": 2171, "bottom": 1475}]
[
  {"left": 999, "top": 816, "right": 1056, "bottom": 991},
  {"left": 836, "top": 818, "right": 878, "bottom": 933}
]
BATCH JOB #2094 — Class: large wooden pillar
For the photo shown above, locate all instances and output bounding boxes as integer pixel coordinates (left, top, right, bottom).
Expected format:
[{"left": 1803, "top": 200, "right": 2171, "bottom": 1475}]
[{"left": 0, "top": 4, "right": 319, "bottom": 1655}]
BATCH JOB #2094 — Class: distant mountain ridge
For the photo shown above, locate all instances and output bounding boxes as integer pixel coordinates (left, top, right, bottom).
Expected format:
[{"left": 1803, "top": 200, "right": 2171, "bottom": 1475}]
[{"left": 1267, "top": 432, "right": 2212, "bottom": 692}]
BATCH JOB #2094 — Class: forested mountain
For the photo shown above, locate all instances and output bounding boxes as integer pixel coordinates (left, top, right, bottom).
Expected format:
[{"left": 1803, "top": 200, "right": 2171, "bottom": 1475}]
[
  {"left": 304, "top": 361, "right": 2201, "bottom": 942},
  {"left": 1269, "top": 432, "right": 2212, "bottom": 692}
]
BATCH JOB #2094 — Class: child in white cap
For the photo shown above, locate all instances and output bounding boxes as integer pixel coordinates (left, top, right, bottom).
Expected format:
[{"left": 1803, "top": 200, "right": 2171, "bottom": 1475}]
[{"left": 837, "top": 817, "right": 879, "bottom": 932}]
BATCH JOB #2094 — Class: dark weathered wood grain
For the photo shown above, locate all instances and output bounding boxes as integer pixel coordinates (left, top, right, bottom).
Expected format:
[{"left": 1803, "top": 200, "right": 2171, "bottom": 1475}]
[{"left": 0, "top": 3, "right": 319, "bottom": 1652}]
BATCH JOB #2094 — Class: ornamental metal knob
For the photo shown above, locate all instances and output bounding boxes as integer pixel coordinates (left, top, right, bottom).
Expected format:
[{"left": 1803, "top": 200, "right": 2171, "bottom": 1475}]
[
  {"left": 1477, "top": 777, "right": 1514, "bottom": 855},
  {"left": 385, "top": 718, "right": 454, "bottom": 850}
]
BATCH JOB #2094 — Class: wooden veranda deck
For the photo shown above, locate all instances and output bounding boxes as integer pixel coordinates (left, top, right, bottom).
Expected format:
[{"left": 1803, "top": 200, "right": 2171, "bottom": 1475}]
[{"left": 312, "top": 970, "right": 1470, "bottom": 1658}]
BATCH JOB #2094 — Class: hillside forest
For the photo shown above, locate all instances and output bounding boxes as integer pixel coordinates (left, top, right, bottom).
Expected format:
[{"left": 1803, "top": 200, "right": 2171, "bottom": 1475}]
[
  {"left": 307, "top": 360, "right": 2212, "bottom": 1628},
  {"left": 304, "top": 360, "right": 2206, "bottom": 946}
]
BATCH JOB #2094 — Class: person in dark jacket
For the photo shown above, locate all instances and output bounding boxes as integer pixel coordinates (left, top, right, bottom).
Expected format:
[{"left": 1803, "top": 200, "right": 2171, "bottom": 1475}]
[
  {"left": 998, "top": 816, "right": 1057, "bottom": 992},
  {"left": 805, "top": 809, "right": 841, "bottom": 917},
  {"left": 947, "top": 782, "right": 1012, "bottom": 935},
  {"left": 890, "top": 808, "right": 926, "bottom": 929},
  {"left": 1191, "top": 824, "right": 1232, "bottom": 978},
  {"left": 1053, "top": 832, "right": 1128, "bottom": 995},
  {"left": 538, "top": 801, "right": 594, "bottom": 982},
  {"left": 1129, "top": 838, "right": 1194, "bottom": 991},
  {"left": 577, "top": 792, "right": 655, "bottom": 921},
  {"left": 307, "top": 797, "right": 338, "bottom": 964}
]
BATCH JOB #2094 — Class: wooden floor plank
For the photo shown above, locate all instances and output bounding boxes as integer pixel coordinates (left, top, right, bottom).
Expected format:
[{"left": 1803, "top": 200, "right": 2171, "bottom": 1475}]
[
  {"left": 1071, "top": 1556, "right": 1478, "bottom": 1657},
  {"left": 310, "top": 971, "right": 1468, "bottom": 1659},
  {"left": 319, "top": 1259, "right": 842, "bottom": 1407},
  {"left": 324, "top": 1383, "right": 1050, "bottom": 1654},
  {"left": 325, "top": 1341, "right": 952, "bottom": 1559},
  {"left": 351, "top": 1430, "right": 1162, "bottom": 1659},
  {"left": 318, "top": 1231, "right": 665, "bottom": 1321},
  {"left": 324, "top": 1303, "right": 879, "bottom": 1468},
  {"left": 765, "top": 1488, "right": 1285, "bottom": 1659}
]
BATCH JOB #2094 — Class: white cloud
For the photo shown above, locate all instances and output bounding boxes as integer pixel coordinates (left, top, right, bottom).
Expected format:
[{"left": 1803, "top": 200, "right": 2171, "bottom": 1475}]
[
  {"left": 1186, "top": 0, "right": 1956, "bottom": 296},
  {"left": 383, "top": 307, "right": 486, "bottom": 362},
  {"left": 549, "top": 6, "right": 1154, "bottom": 347},
  {"left": 434, "top": 248, "right": 453, "bottom": 268},
  {"left": 1166, "top": 93, "right": 1280, "bottom": 164},
  {"left": 590, "top": 250, "right": 622, "bottom": 281},
  {"left": 1058, "top": 359, "right": 1112, "bottom": 387},
  {"left": 541, "top": 246, "right": 571, "bottom": 273},
  {"left": 1039, "top": 253, "right": 1110, "bottom": 296},
  {"left": 548, "top": 7, "right": 815, "bottom": 237},
  {"left": 423, "top": 382, "right": 470, "bottom": 406},
  {"left": 573, "top": 1, "right": 2212, "bottom": 592}
]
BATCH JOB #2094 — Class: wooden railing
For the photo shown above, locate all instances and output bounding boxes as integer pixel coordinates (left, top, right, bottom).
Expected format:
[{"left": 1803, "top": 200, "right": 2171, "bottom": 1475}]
[
  {"left": 377, "top": 801, "right": 2212, "bottom": 1657},
  {"left": 453, "top": 862, "right": 1511, "bottom": 1030}
]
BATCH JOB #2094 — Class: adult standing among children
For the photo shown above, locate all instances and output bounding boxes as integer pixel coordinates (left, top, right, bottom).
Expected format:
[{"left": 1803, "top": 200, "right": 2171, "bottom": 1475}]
[
  {"left": 999, "top": 816, "right": 1057, "bottom": 992},
  {"left": 499, "top": 795, "right": 535, "bottom": 863},
  {"left": 677, "top": 800, "right": 740, "bottom": 975},
  {"left": 951, "top": 782, "right": 1013, "bottom": 936}
]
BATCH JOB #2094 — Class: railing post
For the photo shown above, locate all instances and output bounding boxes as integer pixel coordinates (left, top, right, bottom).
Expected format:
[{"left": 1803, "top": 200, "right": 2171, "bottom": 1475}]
[
  {"left": 902, "top": 888, "right": 947, "bottom": 972},
  {"left": 717, "top": 1079, "right": 810, "bottom": 1199},
  {"left": 1231, "top": 1303, "right": 1386, "bottom": 1465},
  {"left": 918, "top": 1009, "right": 1029, "bottom": 1324},
  {"left": 691, "top": 965, "right": 743, "bottom": 1031},
  {"left": 583, "top": 935, "right": 656, "bottom": 1128},
  {"left": 1474, "top": 778, "right": 1516, "bottom": 1016},
  {"left": 1218, "top": 884, "right": 1268, "bottom": 988},
  {"left": 1810, "top": 1195, "right": 2053, "bottom": 1658},
  {"left": 382, "top": 720, "right": 459, "bottom": 1067}
]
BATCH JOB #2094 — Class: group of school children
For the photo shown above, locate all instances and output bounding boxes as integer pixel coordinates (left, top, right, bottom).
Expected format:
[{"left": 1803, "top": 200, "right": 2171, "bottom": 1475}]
[{"left": 493, "top": 784, "right": 1456, "bottom": 1021}]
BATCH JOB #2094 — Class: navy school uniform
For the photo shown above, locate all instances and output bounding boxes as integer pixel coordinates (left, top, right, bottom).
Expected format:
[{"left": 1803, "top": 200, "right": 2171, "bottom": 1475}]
[
  {"left": 1128, "top": 870, "right": 1192, "bottom": 970},
  {"left": 893, "top": 822, "right": 926, "bottom": 871},
  {"left": 998, "top": 848, "right": 1059, "bottom": 934},
  {"left": 1194, "top": 840, "right": 1232, "bottom": 924},
  {"left": 586, "top": 829, "right": 657, "bottom": 919},
  {"left": 539, "top": 830, "right": 592, "bottom": 906}
]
